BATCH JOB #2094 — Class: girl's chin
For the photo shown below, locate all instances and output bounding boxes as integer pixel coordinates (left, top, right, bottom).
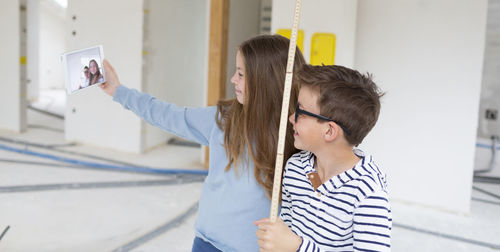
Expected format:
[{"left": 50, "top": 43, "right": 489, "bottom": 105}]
[{"left": 236, "top": 96, "right": 244, "bottom": 104}]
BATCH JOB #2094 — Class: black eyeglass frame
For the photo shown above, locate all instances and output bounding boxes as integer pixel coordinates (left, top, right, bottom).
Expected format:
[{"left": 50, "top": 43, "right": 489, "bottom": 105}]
[{"left": 294, "top": 103, "right": 351, "bottom": 135}]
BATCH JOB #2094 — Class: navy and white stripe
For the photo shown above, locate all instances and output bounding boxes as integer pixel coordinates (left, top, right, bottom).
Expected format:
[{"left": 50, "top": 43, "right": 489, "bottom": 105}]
[{"left": 280, "top": 149, "right": 392, "bottom": 252}]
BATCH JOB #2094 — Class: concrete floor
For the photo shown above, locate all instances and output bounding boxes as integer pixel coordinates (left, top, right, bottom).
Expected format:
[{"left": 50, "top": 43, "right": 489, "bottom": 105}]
[{"left": 1, "top": 89, "right": 499, "bottom": 251}]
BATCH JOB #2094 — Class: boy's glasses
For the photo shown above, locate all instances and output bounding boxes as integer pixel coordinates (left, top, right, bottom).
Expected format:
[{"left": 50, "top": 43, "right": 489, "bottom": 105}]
[{"left": 294, "top": 103, "right": 351, "bottom": 135}]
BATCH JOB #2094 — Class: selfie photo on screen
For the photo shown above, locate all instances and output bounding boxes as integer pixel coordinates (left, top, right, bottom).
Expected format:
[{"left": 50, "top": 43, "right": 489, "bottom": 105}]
[{"left": 61, "top": 45, "right": 105, "bottom": 94}]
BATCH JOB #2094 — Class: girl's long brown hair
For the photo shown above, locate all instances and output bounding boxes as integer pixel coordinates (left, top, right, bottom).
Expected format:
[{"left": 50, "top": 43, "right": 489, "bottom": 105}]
[{"left": 216, "top": 35, "right": 306, "bottom": 197}]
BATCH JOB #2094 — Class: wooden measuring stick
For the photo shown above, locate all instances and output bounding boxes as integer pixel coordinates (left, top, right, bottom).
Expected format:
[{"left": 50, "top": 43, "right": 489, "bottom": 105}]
[{"left": 269, "top": 0, "right": 303, "bottom": 223}]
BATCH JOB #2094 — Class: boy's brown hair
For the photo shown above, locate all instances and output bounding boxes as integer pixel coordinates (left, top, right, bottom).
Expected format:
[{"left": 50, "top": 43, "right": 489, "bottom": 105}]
[{"left": 295, "top": 64, "right": 383, "bottom": 146}]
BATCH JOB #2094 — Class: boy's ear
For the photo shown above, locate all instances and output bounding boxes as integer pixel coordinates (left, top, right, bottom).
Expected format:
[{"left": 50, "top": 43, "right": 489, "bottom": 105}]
[{"left": 324, "top": 122, "right": 338, "bottom": 142}]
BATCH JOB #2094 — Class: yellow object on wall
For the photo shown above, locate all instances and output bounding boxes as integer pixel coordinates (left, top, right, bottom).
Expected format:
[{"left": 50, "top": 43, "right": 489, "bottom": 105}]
[
  {"left": 276, "top": 29, "right": 304, "bottom": 54},
  {"left": 20, "top": 56, "right": 27, "bottom": 65},
  {"left": 310, "top": 33, "right": 336, "bottom": 66}
]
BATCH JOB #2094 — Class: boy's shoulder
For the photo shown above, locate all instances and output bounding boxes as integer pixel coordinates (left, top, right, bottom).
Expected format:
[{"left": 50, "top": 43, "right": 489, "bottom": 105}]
[
  {"left": 349, "top": 149, "right": 389, "bottom": 195},
  {"left": 289, "top": 150, "right": 312, "bottom": 162},
  {"left": 286, "top": 150, "right": 314, "bottom": 173},
  {"left": 284, "top": 150, "right": 389, "bottom": 197}
]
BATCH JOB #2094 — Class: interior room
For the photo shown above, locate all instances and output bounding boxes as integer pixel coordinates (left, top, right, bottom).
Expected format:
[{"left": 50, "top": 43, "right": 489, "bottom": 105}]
[{"left": 0, "top": 0, "right": 499, "bottom": 251}]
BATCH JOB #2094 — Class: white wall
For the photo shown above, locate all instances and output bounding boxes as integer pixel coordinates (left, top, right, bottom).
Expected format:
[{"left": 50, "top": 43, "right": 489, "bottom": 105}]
[
  {"left": 143, "top": 0, "right": 209, "bottom": 150},
  {"left": 225, "top": 0, "right": 261, "bottom": 99},
  {"left": 271, "top": 0, "right": 358, "bottom": 67},
  {"left": 355, "top": 0, "right": 488, "bottom": 213},
  {"left": 0, "top": 0, "right": 24, "bottom": 132},
  {"left": 65, "top": 0, "right": 144, "bottom": 153},
  {"left": 27, "top": 0, "right": 40, "bottom": 101},
  {"left": 477, "top": 0, "right": 500, "bottom": 139},
  {"left": 39, "top": 0, "right": 66, "bottom": 90}
]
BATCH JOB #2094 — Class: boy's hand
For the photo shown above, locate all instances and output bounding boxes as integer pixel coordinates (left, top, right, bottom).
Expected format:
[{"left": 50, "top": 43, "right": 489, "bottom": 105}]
[
  {"left": 254, "top": 218, "right": 302, "bottom": 252},
  {"left": 100, "top": 59, "right": 120, "bottom": 97}
]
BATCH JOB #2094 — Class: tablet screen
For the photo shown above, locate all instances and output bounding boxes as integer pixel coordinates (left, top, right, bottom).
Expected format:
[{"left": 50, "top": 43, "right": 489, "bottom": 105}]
[{"left": 63, "top": 46, "right": 105, "bottom": 94}]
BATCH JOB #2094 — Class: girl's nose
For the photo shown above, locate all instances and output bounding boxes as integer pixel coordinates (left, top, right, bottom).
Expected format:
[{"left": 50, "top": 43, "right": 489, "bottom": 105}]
[{"left": 230, "top": 72, "right": 237, "bottom": 85}]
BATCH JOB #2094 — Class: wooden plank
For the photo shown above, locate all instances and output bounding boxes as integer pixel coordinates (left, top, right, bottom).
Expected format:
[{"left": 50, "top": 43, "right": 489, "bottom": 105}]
[{"left": 205, "top": 0, "right": 229, "bottom": 168}]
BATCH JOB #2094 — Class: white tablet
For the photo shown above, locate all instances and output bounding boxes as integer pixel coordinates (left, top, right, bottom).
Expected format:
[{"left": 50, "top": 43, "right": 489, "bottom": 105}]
[{"left": 61, "top": 45, "right": 106, "bottom": 95}]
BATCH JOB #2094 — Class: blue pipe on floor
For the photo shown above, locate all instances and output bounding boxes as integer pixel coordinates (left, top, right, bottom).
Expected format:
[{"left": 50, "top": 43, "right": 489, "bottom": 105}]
[
  {"left": 0, "top": 143, "right": 208, "bottom": 176},
  {"left": 1, "top": 141, "right": 494, "bottom": 176},
  {"left": 476, "top": 143, "right": 500, "bottom": 150}
]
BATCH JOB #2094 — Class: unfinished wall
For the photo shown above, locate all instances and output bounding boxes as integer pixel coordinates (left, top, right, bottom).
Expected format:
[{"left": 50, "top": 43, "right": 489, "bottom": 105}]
[
  {"left": 477, "top": 0, "right": 500, "bottom": 139},
  {"left": 26, "top": 0, "right": 40, "bottom": 101},
  {"left": 271, "top": 0, "right": 358, "bottom": 67},
  {"left": 225, "top": 0, "right": 261, "bottom": 99},
  {"left": 355, "top": 0, "right": 487, "bottom": 213},
  {"left": 65, "top": 0, "right": 144, "bottom": 153},
  {"left": 0, "top": 0, "right": 24, "bottom": 132},
  {"left": 142, "top": 0, "right": 209, "bottom": 150},
  {"left": 39, "top": 0, "right": 66, "bottom": 90}
]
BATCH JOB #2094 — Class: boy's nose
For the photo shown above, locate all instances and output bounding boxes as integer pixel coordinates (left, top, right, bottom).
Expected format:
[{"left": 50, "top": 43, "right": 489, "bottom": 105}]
[{"left": 289, "top": 113, "right": 295, "bottom": 124}]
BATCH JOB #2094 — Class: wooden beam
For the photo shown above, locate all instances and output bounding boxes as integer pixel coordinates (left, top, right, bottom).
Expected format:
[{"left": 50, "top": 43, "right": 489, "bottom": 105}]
[{"left": 206, "top": 0, "right": 229, "bottom": 168}]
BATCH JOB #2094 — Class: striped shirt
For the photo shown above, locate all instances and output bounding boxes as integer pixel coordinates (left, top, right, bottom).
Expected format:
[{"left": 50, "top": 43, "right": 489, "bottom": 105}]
[{"left": 280, "top": 149, "right": 392, "bottom": 252}]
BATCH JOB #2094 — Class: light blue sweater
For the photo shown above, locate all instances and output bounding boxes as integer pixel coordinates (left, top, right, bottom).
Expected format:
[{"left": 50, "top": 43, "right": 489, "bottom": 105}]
[{"left": 114, "top": 85, "right": 270, "bottom": 251}]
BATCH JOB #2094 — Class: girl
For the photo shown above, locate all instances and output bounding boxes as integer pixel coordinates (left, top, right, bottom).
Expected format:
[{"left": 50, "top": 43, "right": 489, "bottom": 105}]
[
  {"left": 89, "top": 59, "right": 104, "bottom": 85},
  {"left": 100, "top": 35, "right": 305, "bottom": 252}
]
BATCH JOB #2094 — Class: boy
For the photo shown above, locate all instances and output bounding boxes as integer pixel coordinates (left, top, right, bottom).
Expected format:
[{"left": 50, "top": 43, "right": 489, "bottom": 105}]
[{"left": 255, "top": 65, "right": 391, "bottom": 251}]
